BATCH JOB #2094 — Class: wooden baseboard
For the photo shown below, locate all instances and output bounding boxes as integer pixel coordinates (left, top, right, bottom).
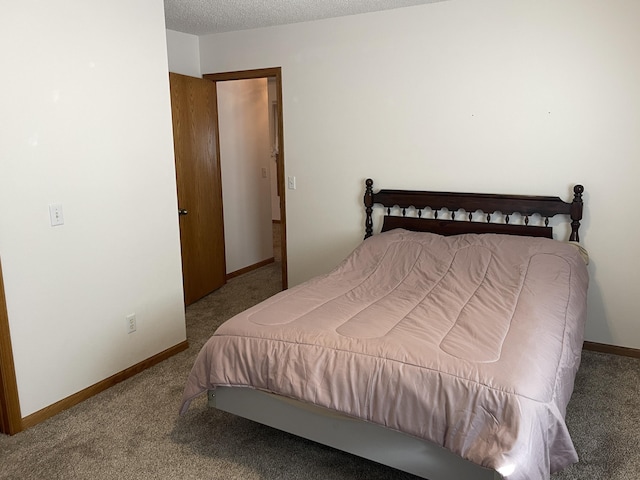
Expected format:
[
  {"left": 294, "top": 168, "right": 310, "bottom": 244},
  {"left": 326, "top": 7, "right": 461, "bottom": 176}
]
[
  {"left": 13, "top": 337, "right": 636, "bottom": 432},
  {"left": 583, "top": 341, "right": 640, "bottom": 359},
  {"left": 227, "top": 257, "right": 275, "bottom": 280},
  {"left": 20, "top": 340, "right": 189, "bottom": 431}
]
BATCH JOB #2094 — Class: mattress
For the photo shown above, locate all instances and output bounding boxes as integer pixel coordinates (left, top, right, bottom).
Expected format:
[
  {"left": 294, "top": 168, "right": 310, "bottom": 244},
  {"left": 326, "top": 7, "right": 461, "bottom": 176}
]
[{"left": 180, "top": 229, "right": 589, "bottom": 480}]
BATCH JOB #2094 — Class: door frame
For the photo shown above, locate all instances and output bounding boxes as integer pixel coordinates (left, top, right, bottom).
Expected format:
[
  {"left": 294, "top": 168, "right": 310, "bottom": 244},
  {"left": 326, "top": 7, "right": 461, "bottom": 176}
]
[
  {"left": 0, "top": 259, "right": 23, "bottom": 434},
  {"left": 203, "top": 67, "right": 288, "bottom": 289}
]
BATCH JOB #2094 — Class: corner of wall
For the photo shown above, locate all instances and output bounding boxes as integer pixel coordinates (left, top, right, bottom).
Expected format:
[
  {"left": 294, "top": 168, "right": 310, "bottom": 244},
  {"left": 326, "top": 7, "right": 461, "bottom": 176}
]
[{"left": 166, "top": 29, "right": 202, "bottom": 78}]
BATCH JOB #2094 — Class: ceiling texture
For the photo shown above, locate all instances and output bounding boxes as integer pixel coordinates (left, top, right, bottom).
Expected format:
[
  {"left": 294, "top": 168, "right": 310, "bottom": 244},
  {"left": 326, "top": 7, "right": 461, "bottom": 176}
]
[{"left": 164, "top": 0, "right": 447, "bottom": 35}]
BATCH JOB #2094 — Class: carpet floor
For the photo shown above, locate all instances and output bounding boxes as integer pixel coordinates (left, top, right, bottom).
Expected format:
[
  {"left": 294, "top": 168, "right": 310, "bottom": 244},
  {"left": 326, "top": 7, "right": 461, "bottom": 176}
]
[{"left": 0, "top": 262, "right": 638, "bottom": 479}]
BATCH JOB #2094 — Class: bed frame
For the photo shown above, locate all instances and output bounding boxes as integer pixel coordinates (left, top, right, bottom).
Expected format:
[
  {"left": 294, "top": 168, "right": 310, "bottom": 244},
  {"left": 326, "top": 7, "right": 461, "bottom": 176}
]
[
  {"left": 364, "top": 178, "right": 584, "bottom": 241},
  {"left": 210, "top": 386, "right": 499, "bottom": 480},
  {"left": 209, "top": 179, "right": 586, "bottom": 480}
]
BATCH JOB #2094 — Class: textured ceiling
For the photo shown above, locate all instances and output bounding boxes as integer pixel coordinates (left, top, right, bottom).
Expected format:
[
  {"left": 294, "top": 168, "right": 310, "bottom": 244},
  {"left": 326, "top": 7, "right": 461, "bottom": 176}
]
[{"left": 164, "top": 0, "right": 448, "bottom": 35}]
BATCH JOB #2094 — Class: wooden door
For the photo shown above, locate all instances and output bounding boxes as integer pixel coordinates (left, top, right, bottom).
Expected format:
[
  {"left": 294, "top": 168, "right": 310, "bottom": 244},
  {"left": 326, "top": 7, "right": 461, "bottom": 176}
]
[
  {"left": 169, "top": 73, "right": 226, "bottom": 305},
  {"left": 0, "top": 259, "right": 22, "bottom": 434}
]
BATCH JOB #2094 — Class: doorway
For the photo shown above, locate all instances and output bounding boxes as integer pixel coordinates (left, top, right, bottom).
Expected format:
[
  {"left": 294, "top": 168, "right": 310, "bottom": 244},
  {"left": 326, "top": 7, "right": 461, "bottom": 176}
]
[{"left": 204, "top": 68, "right": 288, "bottom": 289}]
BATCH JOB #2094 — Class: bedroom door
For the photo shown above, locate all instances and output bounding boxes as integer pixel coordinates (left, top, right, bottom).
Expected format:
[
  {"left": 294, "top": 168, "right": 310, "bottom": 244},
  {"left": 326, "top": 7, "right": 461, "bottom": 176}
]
[{"left": 169, "top": 73, "right": 226, "bottom": 305}]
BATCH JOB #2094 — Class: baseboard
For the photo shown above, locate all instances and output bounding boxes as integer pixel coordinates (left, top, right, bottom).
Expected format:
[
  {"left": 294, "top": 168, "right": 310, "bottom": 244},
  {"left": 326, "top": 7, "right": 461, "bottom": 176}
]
[
  {"left": 15, "top": 338, "right": 635, "bottom": 431},
  {"left": 583, "top": 341, "right": 640, "bottom": 359},
  {"left": 20, "top": 340, "right": 189, "bottom": 431},
  {"left": 227, "top": 257, "right": 275, "bottom": 280}
]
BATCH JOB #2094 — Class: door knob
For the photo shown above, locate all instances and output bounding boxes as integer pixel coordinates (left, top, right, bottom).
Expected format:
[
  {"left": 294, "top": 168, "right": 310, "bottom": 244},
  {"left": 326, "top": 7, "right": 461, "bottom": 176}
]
[{"left": 178, "top": 209, "right": 188, "bottom": 216}]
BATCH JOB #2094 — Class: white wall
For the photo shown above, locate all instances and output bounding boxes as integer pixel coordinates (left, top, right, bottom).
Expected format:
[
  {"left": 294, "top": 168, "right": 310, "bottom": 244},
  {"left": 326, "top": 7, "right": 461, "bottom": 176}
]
[
  {"left": 218, "top": 79, "right": 274, "bottom": 273},
  {"left": 198, "top": 0, "right": 640, "bottom": 349},
  {"left": 166, "top": 29, "right": 201, "bottom": 77},
  {"left": 0, "top": 0, "right": 186, "bottom": 416}
]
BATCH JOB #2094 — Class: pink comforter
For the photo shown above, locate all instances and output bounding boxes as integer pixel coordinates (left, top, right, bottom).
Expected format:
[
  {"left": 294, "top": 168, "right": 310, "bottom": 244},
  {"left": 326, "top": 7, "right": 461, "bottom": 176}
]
[{"left": 181, "top": 230, "right": 589, "bottom": 480}]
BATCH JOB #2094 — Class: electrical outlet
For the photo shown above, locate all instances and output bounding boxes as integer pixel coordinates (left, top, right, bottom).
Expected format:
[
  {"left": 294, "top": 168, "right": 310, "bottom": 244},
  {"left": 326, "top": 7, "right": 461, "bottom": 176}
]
[
  {"left": 49, "top": 203, "right": 64, "bottom": 226},
  {"left": 126, "top": 313, "right": 136, "bottom": 334}
]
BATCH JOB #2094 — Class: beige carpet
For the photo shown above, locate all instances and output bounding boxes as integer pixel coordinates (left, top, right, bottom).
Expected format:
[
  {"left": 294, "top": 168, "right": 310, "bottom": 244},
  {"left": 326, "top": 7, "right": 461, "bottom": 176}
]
[{"left": 0, "top": 262, "right": 638, "bottom": 479}]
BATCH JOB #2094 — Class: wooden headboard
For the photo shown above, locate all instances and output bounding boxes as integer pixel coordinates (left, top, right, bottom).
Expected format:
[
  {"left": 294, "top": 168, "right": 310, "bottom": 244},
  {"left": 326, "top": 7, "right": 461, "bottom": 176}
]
[{"left": 364, "top": 179, "right": 584, "bottom": 242}]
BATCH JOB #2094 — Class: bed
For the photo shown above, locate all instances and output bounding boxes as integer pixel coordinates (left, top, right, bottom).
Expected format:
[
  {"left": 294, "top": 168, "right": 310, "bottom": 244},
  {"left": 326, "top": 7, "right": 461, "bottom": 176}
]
[{"left": 180, "top": 179, "right": 588, "bottom": 480}]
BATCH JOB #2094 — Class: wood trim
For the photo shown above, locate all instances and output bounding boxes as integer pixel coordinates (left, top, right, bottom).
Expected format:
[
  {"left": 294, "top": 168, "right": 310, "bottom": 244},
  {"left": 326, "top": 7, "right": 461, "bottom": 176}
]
[
  {"left": 583, "top": 341, "right": 640, "bottom": 359},
  {"left": 274, "top": 68, "right": 288, "bottom": 289},
  {"left": 203, "top": 67, "right": 281, "bottom": 82},
  {"left": 0, "top": 259, "right": 23, "bottom": 435},
  {"left": 226, "top": 258, "right": 275, "bottom": 280},
  {"left": 20, "top": 340, "right": 188, "bottom": 431}
]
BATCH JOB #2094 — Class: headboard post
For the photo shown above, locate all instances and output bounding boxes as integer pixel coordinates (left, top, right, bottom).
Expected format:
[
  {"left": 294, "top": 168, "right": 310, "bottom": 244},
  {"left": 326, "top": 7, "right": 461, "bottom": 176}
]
[
  {"left": 569, "top": 185, "right": 584, "bottom": 242},
  {"left": 364, "top": 179, "right": 374, "bottom": 239}
]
